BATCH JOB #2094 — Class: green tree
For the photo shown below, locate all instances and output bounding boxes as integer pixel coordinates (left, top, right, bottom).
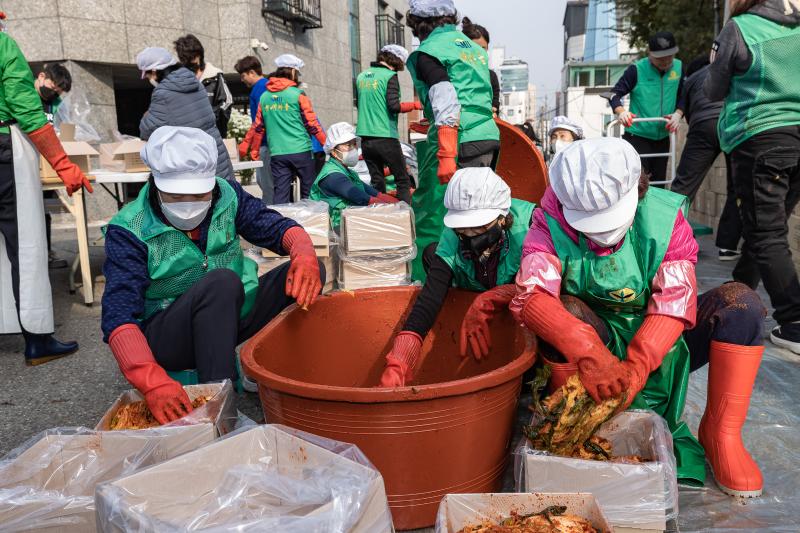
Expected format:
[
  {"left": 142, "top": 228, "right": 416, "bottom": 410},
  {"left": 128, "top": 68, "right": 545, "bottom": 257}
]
[{"left": 615, "top": 0, "right": 725, "bottom": 63}]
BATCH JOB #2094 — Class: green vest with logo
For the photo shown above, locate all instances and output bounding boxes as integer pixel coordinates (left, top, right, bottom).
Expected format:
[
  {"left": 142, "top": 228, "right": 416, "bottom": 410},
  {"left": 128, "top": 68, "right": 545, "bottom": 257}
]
[
  {"left": 356, "top": 66, "right": 399, "bottom": 138},
  {"left": 546, "top": 186, "right": 705, "bottom": 485},
  {"left": 718, "top": 14, "right": 800, "bottom": 153},
  {"left": 106, "top": 178, "right": 259, "bottom": 321},
  {"left": 309, "top": 157, "right": 368, "bottom": 228},
  {"left": 260, "top": 85, "right": 312, "bottom": 156},
  {"left": 435, "top": 199, "right": 535, "bottom": 291},
  {"left": 626, "top": 57, "right": 683, "bottom": 141},
  {"left": 408, "top": 24, "right": 499, "bottom": 145}
]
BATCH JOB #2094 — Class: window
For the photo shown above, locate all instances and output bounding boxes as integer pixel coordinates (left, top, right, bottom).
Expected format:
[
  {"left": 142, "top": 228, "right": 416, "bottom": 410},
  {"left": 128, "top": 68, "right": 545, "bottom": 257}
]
[
  {"left": 262, "top": 0, "right": 322, "bottom": 30},
  {"left": 376, "top": 14, "right": 405, "bottom": 49},
  {"left": 349, "top": 0, "right": 361, "bottom": 106},
  {"left": 595, "top": 67, "right": 608, "bottom": 87},
  {"left": 577, "top": 70, "right": 591, "bottom": 87}
]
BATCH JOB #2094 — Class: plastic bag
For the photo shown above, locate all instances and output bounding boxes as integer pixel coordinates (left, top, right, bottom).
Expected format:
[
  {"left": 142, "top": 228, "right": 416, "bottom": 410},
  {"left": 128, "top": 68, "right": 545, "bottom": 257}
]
[
  {"left": 337, "top": 251, "right": 414, "bottom": 290},
  {"left": 269, "top": 199, "right": 333, "bottom": 248},
  {"left": 0, "top": 424, "right": 216, "bottom": 531},
  {"left": 340, "top": 203, "right": 416, "bottom": 257},
  {"left": 514, "top": 409, "right": 679, "bottom": 529},
  {"left": 95, "top": 380, "right": 238, "bottom": 436},
  {"left": 54, "top": 88, "right": 102, "bottom": 143},
  {"left": 95, "top": 424, "right": 394, "bottom": 532}
]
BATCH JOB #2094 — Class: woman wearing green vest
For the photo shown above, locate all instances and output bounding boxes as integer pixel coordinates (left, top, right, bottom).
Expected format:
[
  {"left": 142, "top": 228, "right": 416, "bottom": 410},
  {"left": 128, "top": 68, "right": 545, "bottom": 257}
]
[
  {"left": 379, "top": 168, "right": 534, "bottom": 387},
  {"left": 102, "top": 126, "right": 323, "bottom": 424},
  {"left": 512, "top": 138, "right": 767, "bottom": 497},
  {"left": 706, "top": 0, "right": 800, "bottom": 353},
  {"left": 310, "top": 122, "right": 398, "bottom": 228},
  {"left": 356, "top": 44, "right": 421, "bottom": 204},
  {"left": 405, "top": 0, "right": 500, "bottom": 280},
  {"left": 610, "top": 31, "right": 683, "bottom": 183}
]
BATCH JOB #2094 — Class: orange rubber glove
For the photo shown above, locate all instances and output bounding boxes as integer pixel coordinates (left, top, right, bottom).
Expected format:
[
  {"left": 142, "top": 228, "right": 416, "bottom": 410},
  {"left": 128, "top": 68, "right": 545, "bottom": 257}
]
[
  {"left": 282, "top": 226, "right": 322, "bottom": 310},
  {"left": 621, "top": 314, "right": 685, "bottom": 408},
  {"left": 369, "top": 192, "right": 400, "bottom": 205},
  {"left": 460, "top": 284, "right": 517, "bottom": 360},
  {"left": 617, "top": 111, "right": 636, "bottom": 128},
  {"left": 28, "top": 123, "right": 93, "bottom": 196},
  {"left": 521, "top": 291, "right": 630, "bottom": 403},
  {"left": 436, "top": 125, "right": 458, "bottom": 185},
  {"left": 379, "top": 331, "right": 424, "bottom": 387},
  {"left": 399, "top": 101, "right": 423, "bottom": 113},
  {"left": 108, "top": 324, "right": 193, "bottom": 425},
  {"left": 237, "top": 138, "right": 250, "bottom": 160}
]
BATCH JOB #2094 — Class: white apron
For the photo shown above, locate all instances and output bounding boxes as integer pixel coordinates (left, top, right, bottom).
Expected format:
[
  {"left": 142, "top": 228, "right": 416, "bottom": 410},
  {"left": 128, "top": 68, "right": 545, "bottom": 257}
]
[{"left": 0, "top": 124, "right": 54, "bottom": 334}]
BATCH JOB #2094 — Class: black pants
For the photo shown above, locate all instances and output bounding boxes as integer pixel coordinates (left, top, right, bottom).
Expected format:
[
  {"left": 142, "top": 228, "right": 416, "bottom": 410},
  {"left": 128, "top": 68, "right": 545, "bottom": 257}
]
[
  {"left": 270, "top": 151, "right": 316, "bottom": 204},
  {"left": 459, "top": 140, "right": 500, "bottom": 169},
  {"left": 546, "top": 283, "right": 765, "bottom": 372},
  {"left": 671, "top": 119, "right": 742, "bottom": 251},
  {"left": 728, "top": 127, "right": 800, "bottom": 324},
  {"left": 142, "top": 261, "right": 325, "bottom": 382},
  {"left": 623, "top": 132, "right": 670, "bottom": 183},
  {"left": 313, "top": 151, "right": 326, "bottom": 175},
  {"left": 361, "top": 136, "right": 413, "bottom": 204}
]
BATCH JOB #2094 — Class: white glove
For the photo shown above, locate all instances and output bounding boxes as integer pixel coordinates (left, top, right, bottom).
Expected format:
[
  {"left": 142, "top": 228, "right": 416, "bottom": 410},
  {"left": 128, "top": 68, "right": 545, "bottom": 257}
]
[
  {"left": 617, "top": 110, "right": 636, "bottom": 127},
  {"left": 665, "top": 112, "right": 683, "bottom": 133}
]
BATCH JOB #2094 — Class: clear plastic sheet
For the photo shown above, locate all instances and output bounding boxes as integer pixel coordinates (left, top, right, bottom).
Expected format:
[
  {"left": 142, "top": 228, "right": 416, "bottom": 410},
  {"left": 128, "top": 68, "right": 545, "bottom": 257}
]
[
  {"left": 0, "top": 424, "right": 216, "bottom": 531},
  {"left": 95, "top": 424, "right": 394, "bottom": 532},
  {"left": 435, "top": 493, "right": 612, "bottom": 533},
  {"left": 340, "top": 203, "right": 416, "bottom": 256},
  {"left": 268, "top": 199, "right": 332, "bottom": 249},
  {"left": 54, "top": 88, "right": 102, "bottom": 143},
  {"left": 95, "top": 380, "right": 238, "bottom": 437},
  {"left": 515, "top": 409, "right": 679, "bottom": 530},
  {"left": 337, "top": 251, "right": 414, "bottom": 290}
]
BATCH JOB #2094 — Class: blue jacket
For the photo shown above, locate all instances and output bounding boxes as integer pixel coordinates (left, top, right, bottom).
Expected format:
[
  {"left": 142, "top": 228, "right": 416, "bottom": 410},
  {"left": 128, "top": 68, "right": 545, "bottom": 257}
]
[{"left": 249, "top": 77, "right": 269, "bottom": 147}]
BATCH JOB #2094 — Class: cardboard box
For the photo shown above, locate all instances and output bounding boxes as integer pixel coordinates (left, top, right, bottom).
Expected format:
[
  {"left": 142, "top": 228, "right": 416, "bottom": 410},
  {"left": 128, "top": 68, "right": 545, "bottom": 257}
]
[
  {"left": 40, "top": 141, "right": 98, "bottom": 179},
  {"left": 338, "top": 257, "right": 410, "bottom": 290},
  {"left": 0, "top": 425, "right": 215, "bottom": 532},
  {"left": 223, "top": 138, "right": 239, "bottom": 162},
  {"left": 436, "top": 493, "right": 613, "bottom": 533},
  {"left": 95, "top": 425, "right": 394, "bottom": 533},
  {"left": 341, "top": 204, "right": 414, "bottom": 255},
  {"left": 520, "top": 411, "right": 676, "bottom": 533},
  {"left": 261, "top": 200, "right": 331, "bottom": 254},
  {"left": 258, "top": 255, "right": 335, "bottom": 293},
  {"left": 59, "top": 122, "right": 76, "bottom": 141},
  {"left": 112, "top": 139, "right": 148, "bottom": 172},
  {"left": 96, "top": 381, "right": 237, "bottom": 437}
]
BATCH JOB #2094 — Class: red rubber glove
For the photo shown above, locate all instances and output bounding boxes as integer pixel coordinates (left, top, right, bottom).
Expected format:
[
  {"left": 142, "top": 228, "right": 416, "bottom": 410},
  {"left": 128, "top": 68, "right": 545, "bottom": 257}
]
[
  {"left": 460, "top": 284, "right": 517, "bottom": 360},
  {"left": 521, "top": 291, "right": 631, "bottom": 403},
  {"left": 28, "top": 123, "right": 93, "bottom": 196},
  {"left": 238, "top": 138, "right": 250, "bottom": 160},
  {"left": 379, "top": 331, "right": 424, "bottom": 387},
  {"left": 664, "top": 112, "right": 683, "bottom": 133},
  {"left": 368, "top": 192, "right": 400, "bottom": 205},
  {"left": 621, "top": 314, "right": 685, "bottom": 408},
  {"left": 282, "top": 226, "right": 322, "bottom": 310},
  {"left": 108, "top": 324, "right": 193, "bottom": 425},
  {"left": 617, "top": 111, "right": 636, "bottom": 128},
  {"left": 399, "top": 101, "right": 423, "bottom": 113},
  {"left": 436, "top": 125, "right": 458, "bottom": 185}
]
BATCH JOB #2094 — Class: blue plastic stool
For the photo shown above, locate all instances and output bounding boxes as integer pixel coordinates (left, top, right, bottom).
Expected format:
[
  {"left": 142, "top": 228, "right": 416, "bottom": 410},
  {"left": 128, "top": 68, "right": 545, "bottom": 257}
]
[{"left": 166, "top": 356, "right": 245, "bottom": 393}]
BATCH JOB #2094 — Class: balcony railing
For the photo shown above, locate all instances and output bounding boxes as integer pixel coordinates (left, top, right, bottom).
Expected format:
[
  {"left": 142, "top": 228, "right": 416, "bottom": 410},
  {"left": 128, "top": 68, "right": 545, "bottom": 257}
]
[
  {"left": 375, "top": 14, "right": 405, "bottom": 49},
  {"left": 262, "top": 0, "right": 322, "bottom": 30}
]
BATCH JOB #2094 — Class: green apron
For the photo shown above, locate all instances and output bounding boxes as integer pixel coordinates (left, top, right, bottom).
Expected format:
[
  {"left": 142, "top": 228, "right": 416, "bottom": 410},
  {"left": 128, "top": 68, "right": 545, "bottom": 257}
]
[
  {"left": 259, "top": 85, "right": 312, "bottom": 156},
  {"left": 356, "top": 66, "right": 399, "bottom": 139},
  {"left": 309, "top": 157, "right": 367, "bottom": 228},
  {"left": 626, "top": 57, "right": 682, "bottom": 141},
  {"left": 546, "top": 187, "right": 706, "bottom": 485},
  {"left": 410, "top": 140, "right": 447, "bottom": 280}
]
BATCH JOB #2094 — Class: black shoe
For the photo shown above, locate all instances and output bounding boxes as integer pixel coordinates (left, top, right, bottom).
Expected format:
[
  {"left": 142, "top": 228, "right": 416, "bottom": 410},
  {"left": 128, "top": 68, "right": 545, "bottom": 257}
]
[
  {"left": 718, "top": 249, "right": 741, "bottom": 262},
  {"left": 23, "top": 333, "right": 78, "bottom": 366},
  {"left": 770, "top": 323, "right": 800, "bottom": 354}
]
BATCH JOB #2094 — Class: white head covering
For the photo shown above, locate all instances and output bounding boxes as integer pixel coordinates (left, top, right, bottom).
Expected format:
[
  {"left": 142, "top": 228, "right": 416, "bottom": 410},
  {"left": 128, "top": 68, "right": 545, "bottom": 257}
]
[
  {"left": 409, "top": 0, "right": 457, "bottom": 17},
  {"left": 548, "top": 116, "right": 584, "bottom": 140},
  {"left": 323, "top": 122, "right": 358, "bottom": 154},
  {"left": 381, "top": 44, "right": 410, "bottom": 64},
  {"left": 136, "top": 47, "right": 178, "bottom": 78},
  {"left": 274, "top": 53, "right": 305, "bottom": 70},
  {"left": 549, "top": 138, "right": 642, "bottom": 233},
  {"left": 141, "top": 126, "right": 218, "bottom": 194},
  {"left": 443, "top": 168, "right": 511, "bottom": 229}
]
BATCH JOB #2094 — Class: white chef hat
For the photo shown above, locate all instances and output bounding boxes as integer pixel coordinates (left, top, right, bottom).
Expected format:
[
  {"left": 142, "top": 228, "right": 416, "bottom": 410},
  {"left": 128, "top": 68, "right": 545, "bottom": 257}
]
[
  {"left": 274, "top": 53, "right": 305, "bottom": 70},
  {"left": 323, "top": 122, "right": 358, "bottom": 154},
  {"left": 548, "top": 115, "right": 584, "bottom": 140},
  {"left": 141, "top": 126, "right": 218, "bottom": 194},
  {"left": 409, "top": 0, "right": 457, "bottom": 17},
  {"left": 381, "top": 44, "right": 410, "bottom": 64},
  {"left": 136, "top": 47, "right": 178, "bottom": 78},
  {"left": 443, "top": 168, "right": 511, "bottom": 229},
  {"left": 549, "top": 138, "right": 642, "bottom": 233}
]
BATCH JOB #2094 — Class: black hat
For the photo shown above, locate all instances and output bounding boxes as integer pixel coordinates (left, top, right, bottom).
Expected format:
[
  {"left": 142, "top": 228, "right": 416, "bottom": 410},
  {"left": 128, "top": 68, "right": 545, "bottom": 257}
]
[{"left": 648, "top": 31, "right": 679, "bottom": 58}]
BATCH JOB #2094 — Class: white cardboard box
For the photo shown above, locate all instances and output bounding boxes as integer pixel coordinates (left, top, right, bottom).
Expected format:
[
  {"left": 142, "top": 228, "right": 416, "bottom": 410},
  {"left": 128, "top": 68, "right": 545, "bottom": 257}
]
[
  {"left": 95, "top": 425, "right": 393, "bottom": 533},
  {"left": 111, "top": 139, "right": 148, "bottom": 172},
  {"left": 436, "top": 492, "right": 613, "bottom": 533},
  {"left": 258, "top": 255, "right": 335, "bottom": 293},
  {"left": 261, "top": 201, "right": 331, "bottom": 256},
  {"left": 341, "top": 204, "right": 414, "bottom": 255},
  {"left": 40, "top": 141, "right": 98, "bottom": 180},
  {"left": 223, "top": 138, "right": 239, "bottom": 162},
  {"left": 338, "top": 257, "right": 410, "bottom": 290}
]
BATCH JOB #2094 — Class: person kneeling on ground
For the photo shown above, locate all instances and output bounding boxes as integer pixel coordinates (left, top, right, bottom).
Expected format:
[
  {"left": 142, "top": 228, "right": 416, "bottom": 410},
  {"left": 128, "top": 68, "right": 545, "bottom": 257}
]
[
  {"left": 378, "top": 168, "right": 535, "bottom": 386},
  {"left": 310, "top": 122, "right": 398, "bottom": 228},
  {"left": 101, "top": 126, "right": 323, "bottom": 424},
  {"left": 512, "top": 137, "right": 766, "bottom": 497}
]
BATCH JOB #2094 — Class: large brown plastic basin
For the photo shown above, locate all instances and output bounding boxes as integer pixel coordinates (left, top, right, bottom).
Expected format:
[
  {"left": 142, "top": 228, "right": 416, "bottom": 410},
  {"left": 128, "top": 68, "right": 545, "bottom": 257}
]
[{"left": 241, "top": 287, "right": 536, "bottom": 530}]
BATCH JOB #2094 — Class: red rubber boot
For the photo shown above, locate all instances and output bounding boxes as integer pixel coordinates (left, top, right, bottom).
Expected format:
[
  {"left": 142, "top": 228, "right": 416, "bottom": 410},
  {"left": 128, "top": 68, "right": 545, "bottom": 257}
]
[{"left": 698, "top": 341, "right": 764, "bottom": 497}]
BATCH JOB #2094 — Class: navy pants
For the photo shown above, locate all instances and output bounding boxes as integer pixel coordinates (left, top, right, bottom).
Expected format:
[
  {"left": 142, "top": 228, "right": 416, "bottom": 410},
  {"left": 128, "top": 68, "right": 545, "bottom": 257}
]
[{"left": 270, "top": 151, "right": 316, "bottom": 204}]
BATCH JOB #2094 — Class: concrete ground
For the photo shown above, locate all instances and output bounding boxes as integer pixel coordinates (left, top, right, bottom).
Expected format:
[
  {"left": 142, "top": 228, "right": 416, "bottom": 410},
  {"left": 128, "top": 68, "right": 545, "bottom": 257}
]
[{"left": 1, "top": 229, "right": 798, "bottom": 532}]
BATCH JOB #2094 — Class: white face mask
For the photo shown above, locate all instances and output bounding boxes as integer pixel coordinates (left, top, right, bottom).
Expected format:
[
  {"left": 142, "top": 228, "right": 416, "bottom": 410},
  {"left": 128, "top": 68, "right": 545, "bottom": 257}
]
[
  {"left": 550, "top": 139, "right": 572, "bottom": 155},
  {"left": 336, "top": 148, "right": 360, "bottom": 168},
  {"left": 158, "top": 194, "right": 212, "bottom": 231},
  {"left": 583, "top": 217, "right": 634, "bottom": 248}
]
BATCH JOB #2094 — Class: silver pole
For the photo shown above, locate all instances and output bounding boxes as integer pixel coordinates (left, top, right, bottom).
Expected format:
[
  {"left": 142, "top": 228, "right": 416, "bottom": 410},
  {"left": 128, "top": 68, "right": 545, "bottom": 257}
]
[{"left": 724, "top": 0, "right": 731, "bottom": 23}]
